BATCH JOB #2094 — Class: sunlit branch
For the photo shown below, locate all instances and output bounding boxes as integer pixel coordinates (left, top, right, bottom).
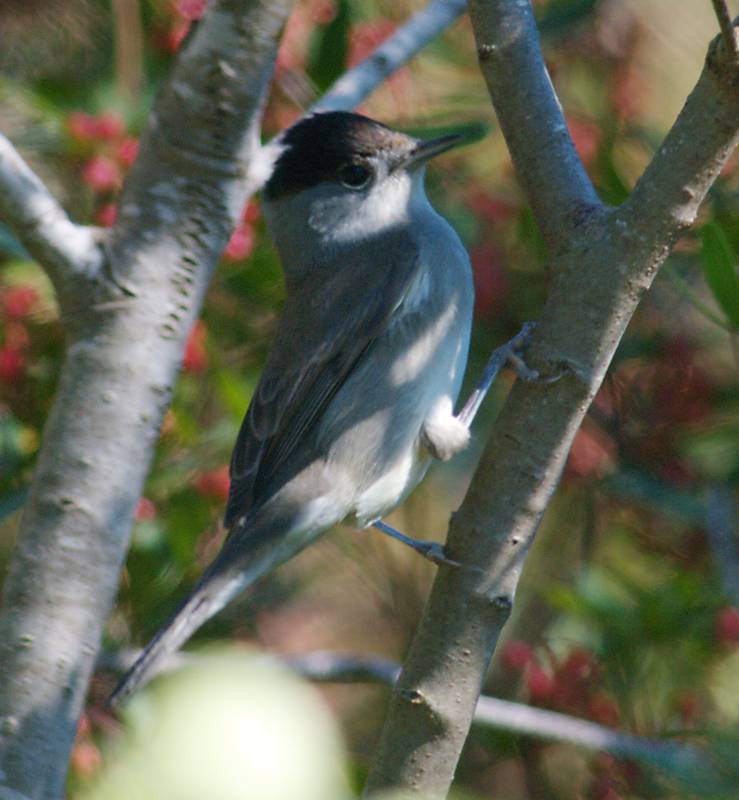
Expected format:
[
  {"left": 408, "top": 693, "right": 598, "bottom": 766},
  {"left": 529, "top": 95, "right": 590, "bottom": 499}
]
[
  {"left": 710, "top": 0, "right": 738, "bottom": 54},
  {"left": 100, "top": 647, "right": 709, "bottom": 775},
  {"left": 0, "top": 134, "right": 104, "bottom": 291},
  {"left": 313, "top": 0, "right": 466, "bottom": 113}
]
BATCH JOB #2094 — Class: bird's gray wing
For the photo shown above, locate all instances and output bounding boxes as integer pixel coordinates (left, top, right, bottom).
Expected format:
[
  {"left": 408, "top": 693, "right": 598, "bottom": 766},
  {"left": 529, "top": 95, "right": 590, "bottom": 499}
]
[{"left": 224, "top": 228, "right": 421, "bottom": 527}]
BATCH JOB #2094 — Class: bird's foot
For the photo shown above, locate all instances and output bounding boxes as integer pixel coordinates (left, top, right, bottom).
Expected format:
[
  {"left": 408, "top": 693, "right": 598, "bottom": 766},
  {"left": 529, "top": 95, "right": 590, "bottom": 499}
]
[{"left": 371, "top": 519, "right": 464, "bottom": 568}]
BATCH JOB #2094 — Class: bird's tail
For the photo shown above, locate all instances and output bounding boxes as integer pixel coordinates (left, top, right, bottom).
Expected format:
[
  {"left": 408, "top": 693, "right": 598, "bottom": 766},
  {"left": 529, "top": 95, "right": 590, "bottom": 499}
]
[{"left": 109, "top": 520, "right": 309, "bottom": 706}]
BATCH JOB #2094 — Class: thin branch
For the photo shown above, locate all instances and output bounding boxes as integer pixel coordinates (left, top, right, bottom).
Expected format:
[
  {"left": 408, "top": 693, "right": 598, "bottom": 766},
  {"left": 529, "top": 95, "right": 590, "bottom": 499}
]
[
  {"left": 100, "top": 647, "right": 708, "bottom": 776},
  {"left": 705, "top": 485, "right": 739, "bottom": 605},
  {"left": 473, "top": 696, "right": 706, "bottom": 776},
  {"left": 467, "top": 0, "right": 602, "bottom": 252},
  {"left": 248, "top": 0, "right": 467, "bottom": 191},
  {"left": 313, "top": 0, "right": 466, "bottom": 113},
  {"left": 622, "top": 22, "right": 739, "bottom": 243},
  {"left": 0, "top": 134, "right": 104, "bottom": 293},
  {"left": 710, "top": 0, "right": 738, "bottom": 55}
]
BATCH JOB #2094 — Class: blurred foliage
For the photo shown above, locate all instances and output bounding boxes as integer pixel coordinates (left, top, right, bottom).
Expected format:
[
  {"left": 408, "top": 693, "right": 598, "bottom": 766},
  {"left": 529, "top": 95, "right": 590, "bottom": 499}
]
[{"left": 0, "top": 0, "right": 738, "bottom": 798}]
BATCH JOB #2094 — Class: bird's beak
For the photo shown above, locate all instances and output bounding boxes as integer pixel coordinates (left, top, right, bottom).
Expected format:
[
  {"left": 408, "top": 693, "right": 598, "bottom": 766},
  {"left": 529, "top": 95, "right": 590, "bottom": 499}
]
[{"left": 399, "top": 133, "right": 464, "bottom": 171}]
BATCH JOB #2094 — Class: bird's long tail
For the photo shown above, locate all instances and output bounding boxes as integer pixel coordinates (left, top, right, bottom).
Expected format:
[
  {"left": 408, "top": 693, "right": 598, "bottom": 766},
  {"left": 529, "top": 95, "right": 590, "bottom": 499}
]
[{"left": 109, "top": 521, "right": 309, "bottom": 706}]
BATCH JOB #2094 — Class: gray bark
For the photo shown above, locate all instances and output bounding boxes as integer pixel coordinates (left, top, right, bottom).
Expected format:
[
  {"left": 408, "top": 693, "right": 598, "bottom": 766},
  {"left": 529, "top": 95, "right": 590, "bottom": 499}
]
[
  {"left": 0, "top": 0, "right": 470, "bottom": 795},
  {"left": 0, "top": 2, "right": 293, "bottom": 797},
  {"left": 363, "top": 3, "right": 739, "bottom": 797}
]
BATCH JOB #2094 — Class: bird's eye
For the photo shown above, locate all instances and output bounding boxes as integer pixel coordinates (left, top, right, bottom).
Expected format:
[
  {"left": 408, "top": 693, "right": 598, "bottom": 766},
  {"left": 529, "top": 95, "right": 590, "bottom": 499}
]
[{"left": 338, "top": 163, "right": 372, "bottom": 189}]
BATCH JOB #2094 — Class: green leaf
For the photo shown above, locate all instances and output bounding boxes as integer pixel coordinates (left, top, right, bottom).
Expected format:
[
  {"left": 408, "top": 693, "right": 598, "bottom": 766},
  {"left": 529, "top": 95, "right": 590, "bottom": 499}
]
[
  {"left": 307, "top": 0, "right": 352, "bottom": 93},
  {"left": 701, "top": 222, "right": 739, "bottom": 329},
  {"left": 537, "top": 0, "right": 601, "bottom": 38}
]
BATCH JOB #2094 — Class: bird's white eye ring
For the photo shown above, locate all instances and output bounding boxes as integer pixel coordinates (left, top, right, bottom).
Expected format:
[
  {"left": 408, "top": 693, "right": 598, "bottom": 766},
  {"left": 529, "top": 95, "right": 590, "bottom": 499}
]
[{"left": 338, "top": 163, "right": 373, "bottom": 190}]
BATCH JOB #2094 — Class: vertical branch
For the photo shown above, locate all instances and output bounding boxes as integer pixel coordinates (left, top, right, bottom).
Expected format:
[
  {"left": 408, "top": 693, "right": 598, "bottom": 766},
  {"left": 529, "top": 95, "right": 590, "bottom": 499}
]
[
  {"left": 0, "top": 3, "right": 293, "bottom": 797},
  {"left": 112, "top": 0, "right": 144, "bottom": 103},
  {"left": 363, "top": 3, "right": 739, "bottom": 797},
  {"left": 710, "top": 0, "right": 738, "bottom": 54}
]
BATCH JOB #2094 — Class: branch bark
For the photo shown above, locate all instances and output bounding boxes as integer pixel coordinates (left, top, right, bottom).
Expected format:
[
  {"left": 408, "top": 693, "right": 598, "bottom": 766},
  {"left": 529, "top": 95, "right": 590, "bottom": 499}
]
[
  {"left": 0, "top": 2, "right": 470, "bottom": 796},
  {"left": 312, "top": 0, "right": 466, "bottom": 114},
  {"left": 0, "top": 135, "right": 105, "bottom": 307},
  {"left": 0, "top": 2, "right": 292, "bottom": 797},
  {"left": 363, "top": 3, "right": 739, "bottom": 797}
]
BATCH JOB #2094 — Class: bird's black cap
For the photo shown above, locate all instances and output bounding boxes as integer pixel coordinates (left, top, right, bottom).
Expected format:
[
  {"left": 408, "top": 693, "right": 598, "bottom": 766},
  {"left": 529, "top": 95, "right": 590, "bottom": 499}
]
[{"left": 264, "top": 111, "right": 417, "bottom": 201}]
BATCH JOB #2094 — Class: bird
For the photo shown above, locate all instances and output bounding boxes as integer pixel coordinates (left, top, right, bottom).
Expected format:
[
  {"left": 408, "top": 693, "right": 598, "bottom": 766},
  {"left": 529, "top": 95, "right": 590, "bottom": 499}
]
[{"left": 110, "top": 111, "right": 475, "bottom": 705}]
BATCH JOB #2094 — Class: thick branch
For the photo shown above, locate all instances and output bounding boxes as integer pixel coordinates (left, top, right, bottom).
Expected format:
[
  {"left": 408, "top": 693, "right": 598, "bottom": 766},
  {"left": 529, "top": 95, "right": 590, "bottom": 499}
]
[
  {"left": 364, "top": 6, "right": 739, "bottom": 798},
  {"left": 466, "top": 0, "right": 602, "bottom": 252},
  {"left": 0, "top": 2, "right": 292, "bottom": 797},
  {"left": 0, "top": 135, "right": 104, "bottom": 298},
  {"left": 0, "top": 1, "right": 471, "bottom": 795}
]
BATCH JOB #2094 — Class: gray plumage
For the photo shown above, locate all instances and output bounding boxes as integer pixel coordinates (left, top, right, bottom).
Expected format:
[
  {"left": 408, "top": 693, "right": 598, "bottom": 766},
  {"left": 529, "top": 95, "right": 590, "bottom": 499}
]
[{"left": 110, "top": 112, "right": 474, "bottom": 705}]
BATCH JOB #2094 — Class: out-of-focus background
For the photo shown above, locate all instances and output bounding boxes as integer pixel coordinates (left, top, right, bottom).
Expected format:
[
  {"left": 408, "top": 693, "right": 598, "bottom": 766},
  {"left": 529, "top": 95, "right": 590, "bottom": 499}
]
[{"left": 0, "top": 1, "right": 737, "bottom": 797}]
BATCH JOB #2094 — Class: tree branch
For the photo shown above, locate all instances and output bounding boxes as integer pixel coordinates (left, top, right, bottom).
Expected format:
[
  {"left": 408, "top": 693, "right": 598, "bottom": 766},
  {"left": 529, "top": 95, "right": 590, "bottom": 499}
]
[
  {"left": 102, "top": 647, "right": 710, "bottom": 779},
  {"left": 0, "top": 2, "right": 292, "bottom": 797},
  {"left": 710, "top": 0, "right": 738, "bottom": 55},
  {"left": 466, "top": 0, "right": 602, "bottom": 252},
  {"left": 0, "top": 2, "right": 473, "bottom": 796},
  {"left": 313, "top": 0, "right": 466, "bottom": 113},
  {"left": 0, "top": 135, "right": 105, "bottom": 298},
  {"left": 363, "top": 4, "right": 739, "bottom": 797},
  {"left": 247, "top": 0, "right": 468, "bottom": 193}
]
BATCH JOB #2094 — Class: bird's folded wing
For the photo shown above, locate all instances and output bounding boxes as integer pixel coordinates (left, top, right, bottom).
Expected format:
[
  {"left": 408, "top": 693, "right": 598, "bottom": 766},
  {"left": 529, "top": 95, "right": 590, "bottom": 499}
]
[{"left": 224, "top": 228, "right": 421, "bottom": 527}]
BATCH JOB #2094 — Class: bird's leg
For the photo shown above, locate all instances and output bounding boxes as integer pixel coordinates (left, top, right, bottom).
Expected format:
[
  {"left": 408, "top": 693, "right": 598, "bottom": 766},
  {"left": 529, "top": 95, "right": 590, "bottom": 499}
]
[
  {"left": 370, "top": 324, "right": 548, "bottom": 569},
  {"left": 456, "top": 321, "right": 543, "bottom": 428},
  {"left": 371, "top": 519, "right": 465, "bottom": 567}
]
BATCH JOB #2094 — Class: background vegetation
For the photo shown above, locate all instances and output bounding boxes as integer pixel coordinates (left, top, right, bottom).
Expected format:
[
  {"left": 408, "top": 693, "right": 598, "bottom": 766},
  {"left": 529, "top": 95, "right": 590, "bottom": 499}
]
[{"left": 0, "top": 0, "right": 737, "bottom": 797}]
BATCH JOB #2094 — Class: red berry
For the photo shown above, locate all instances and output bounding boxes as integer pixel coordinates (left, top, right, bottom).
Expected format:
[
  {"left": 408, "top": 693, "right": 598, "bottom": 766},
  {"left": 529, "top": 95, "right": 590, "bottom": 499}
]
[
  {"left": 135, "top": 497, "right": 157, "bottom": 521},
  {"left": 82, "top": 156, "right": 121, "bottom": 193},
  {"left": 588, "top": 693, "right": 620, "bottom": 727},
  {"left": 676, "top": 692, "right": 702, "bottom": 724},
  {"left": 501, "top": 640, "right": 533, "bottom": 671},
  {"left": 67, "top": 112, "right": 99, "bottom": 142},
  {"left": 183, "top": 320, "right": 207, "bottom": 373},
  {"left": 1, "top": 285, "right": 38, "bottom": 319},
  {"left": 116, "top": 137, "right": 140, "bottom": 169},
  {"left": 565, "top": 424, "right": 615, "bottom": 480},
  {"left": 4, "top": 322, "right": 30, "bottom": 351},
  {"left": 241, "top": 200, "right": 260, "bottom": 224},
  {"left": 193, "top": 465, "right": 231, "bottom": 502},
  {"left": 175, "top": 0, "right": 208, "bottom": 20},
  {"left": 0, "top": 347, "right": 25, "bottom": 382},
  {"left": 94, "top": 111, "right": 125, "bottom": 140},
  {"left": 95, "top": 203, "right": 118, "bottom": 227},
  {"left": 715, "top": 606, "right": 739, "bottom": 646},
  {"left": 223, "top": 224, "right": 255, "bottom": 262},
  {"left": 527, "top": 664, "right": 554, "bottom": 701}
]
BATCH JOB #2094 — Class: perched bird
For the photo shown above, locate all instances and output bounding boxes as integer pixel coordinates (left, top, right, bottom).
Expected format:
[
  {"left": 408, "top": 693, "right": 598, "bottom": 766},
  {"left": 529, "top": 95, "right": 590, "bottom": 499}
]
[{"left": 110, "top": 111, "right": 474, "bottom": 704}]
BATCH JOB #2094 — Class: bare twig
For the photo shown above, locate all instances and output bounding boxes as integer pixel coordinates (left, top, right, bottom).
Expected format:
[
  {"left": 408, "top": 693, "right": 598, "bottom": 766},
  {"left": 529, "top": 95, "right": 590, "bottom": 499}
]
[
  {"left": 0, "top": 134, "right": 104, "bottom": 294},
  {"left": 710, "top": 0, "right": 738, "bottom": 54},
  {"left": 313, "top": 0, "right": 466, "bottom": 113},
  {"left": 100, "top": 647, "right": 708, "bottom": 776},
  {"left": 705, "top": 486, "right": 739, "bottom": 604},
  {"left": 248, "top": 0, "right": 467, "bottom": 191}
]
